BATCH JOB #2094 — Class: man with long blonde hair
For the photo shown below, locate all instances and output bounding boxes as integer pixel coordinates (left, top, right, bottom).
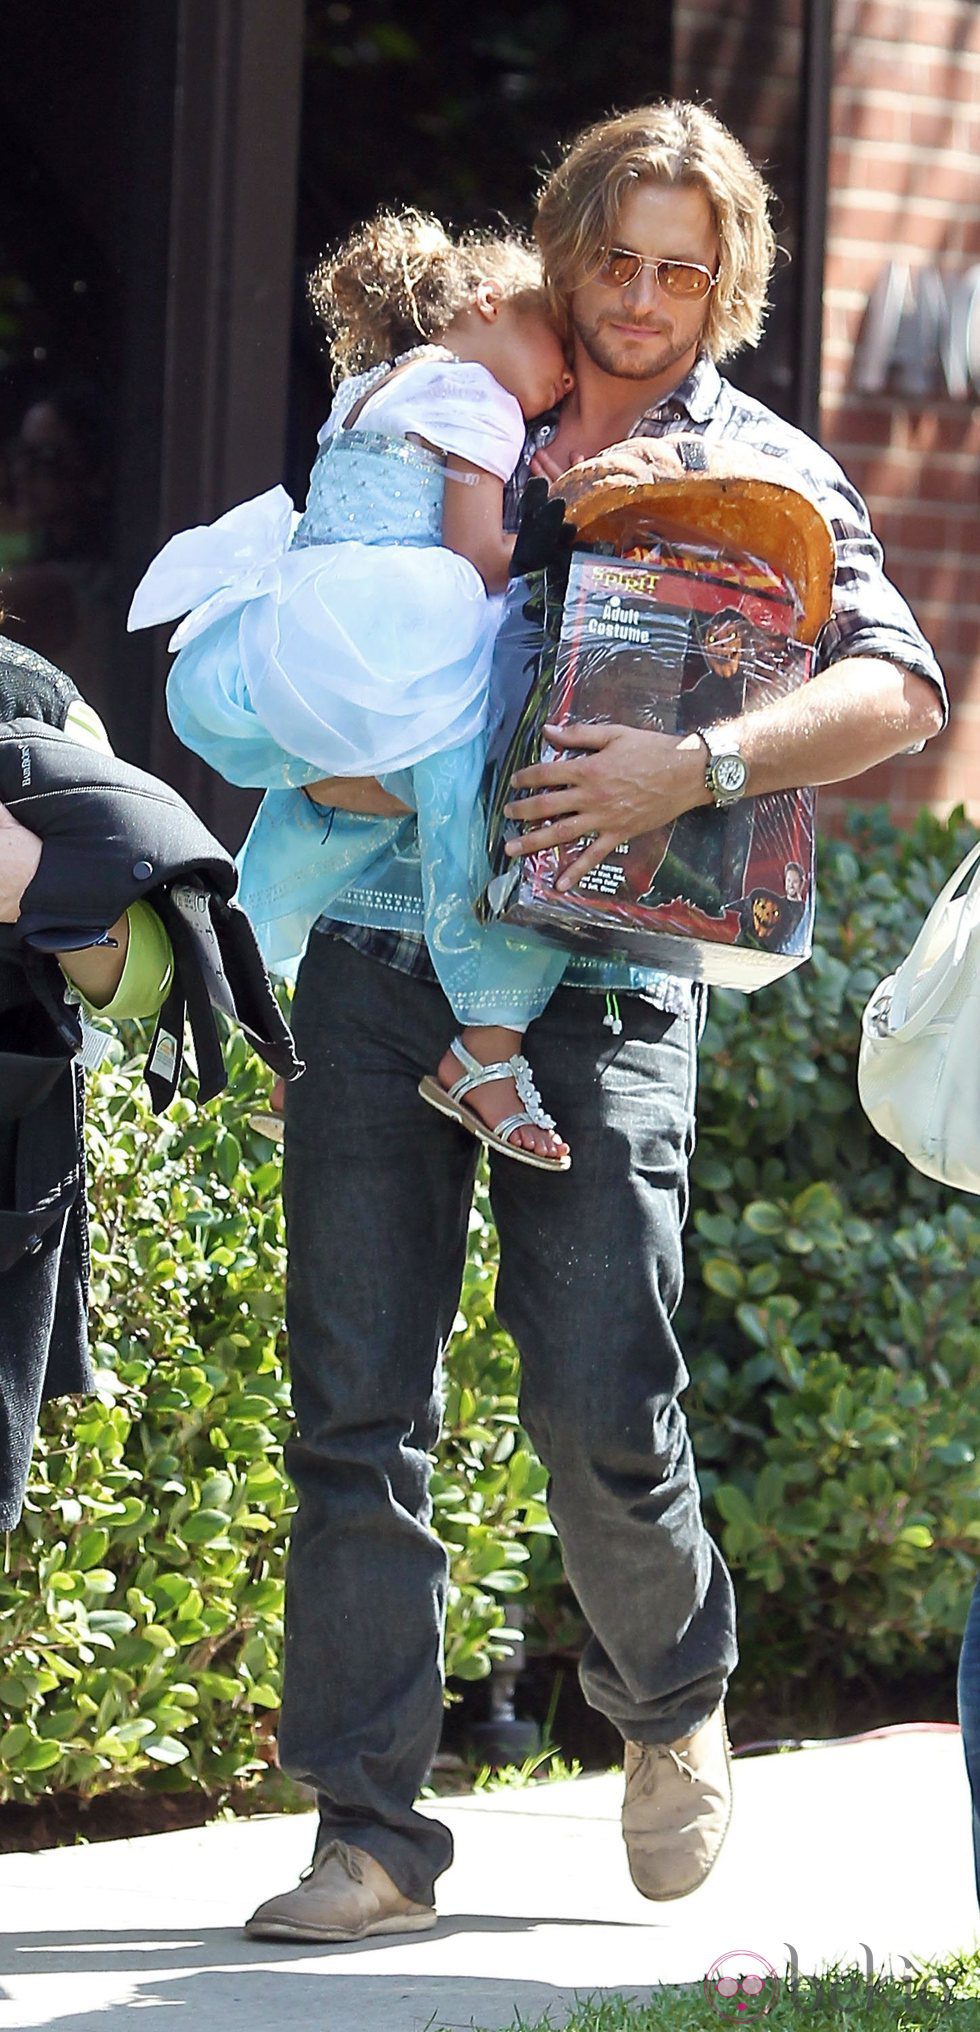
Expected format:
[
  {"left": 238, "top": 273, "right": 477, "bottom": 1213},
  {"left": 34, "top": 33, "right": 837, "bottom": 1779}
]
[{"left": 247, "top": 100, "right": 946, "bottom": 1944}]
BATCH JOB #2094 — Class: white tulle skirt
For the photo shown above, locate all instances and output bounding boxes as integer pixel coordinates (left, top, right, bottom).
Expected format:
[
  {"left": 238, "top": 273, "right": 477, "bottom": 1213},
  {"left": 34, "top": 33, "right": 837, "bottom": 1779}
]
[
  {"left": 127, "top": 485, "right": 496, "bottom": 775},
  {"left": 132, "top": 483, "right": 566, "bottom": 1015},
  {"left": 235, "top": 540, "right": 497, "bottom": 774}
]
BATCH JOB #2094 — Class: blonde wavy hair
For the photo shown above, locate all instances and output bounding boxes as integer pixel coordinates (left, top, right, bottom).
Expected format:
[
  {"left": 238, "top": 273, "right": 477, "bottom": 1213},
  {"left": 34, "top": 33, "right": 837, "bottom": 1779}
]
[
  {"left": 534, "top": 101, "right": 776, "bottom": 362},
  {"left": 309, "top": 209, "right": 547, "bottom": 380}
]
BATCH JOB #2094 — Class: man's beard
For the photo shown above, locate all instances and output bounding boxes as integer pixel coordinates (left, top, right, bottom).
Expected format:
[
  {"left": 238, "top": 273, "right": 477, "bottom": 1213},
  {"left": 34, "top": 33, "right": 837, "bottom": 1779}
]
[{"left": 572, "top": 309, "right": 701, "bottom": 384}]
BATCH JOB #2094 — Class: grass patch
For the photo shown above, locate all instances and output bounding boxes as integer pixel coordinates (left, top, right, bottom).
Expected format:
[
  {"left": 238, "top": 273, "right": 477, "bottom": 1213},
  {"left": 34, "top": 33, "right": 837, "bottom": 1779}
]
[
  {"left": 469, "top": 1750, "right": 585, "bottom": 1792},
  {"left": 452, "top": 1950, "right": 980, "bottom": 2030}
]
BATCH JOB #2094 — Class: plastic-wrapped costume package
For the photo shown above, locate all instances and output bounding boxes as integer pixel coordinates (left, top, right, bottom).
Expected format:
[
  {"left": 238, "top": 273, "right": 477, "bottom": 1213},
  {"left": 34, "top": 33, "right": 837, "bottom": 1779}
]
[{"left": 482, "top": 440, "right": 835, "bottom": 989}]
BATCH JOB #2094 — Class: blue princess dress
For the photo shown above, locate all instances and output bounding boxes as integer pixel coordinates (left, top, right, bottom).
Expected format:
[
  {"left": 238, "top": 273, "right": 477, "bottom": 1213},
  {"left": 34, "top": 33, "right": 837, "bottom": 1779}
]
[{"left": 128, "top": 348, "right": 566, "bottom": 1024}]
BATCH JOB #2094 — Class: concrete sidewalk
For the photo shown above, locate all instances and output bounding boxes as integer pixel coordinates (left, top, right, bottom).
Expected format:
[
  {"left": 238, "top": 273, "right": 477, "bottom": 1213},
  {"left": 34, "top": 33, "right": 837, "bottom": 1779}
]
[{"left": 0, "top": 1732, "right": 976, "bottom": 2030}]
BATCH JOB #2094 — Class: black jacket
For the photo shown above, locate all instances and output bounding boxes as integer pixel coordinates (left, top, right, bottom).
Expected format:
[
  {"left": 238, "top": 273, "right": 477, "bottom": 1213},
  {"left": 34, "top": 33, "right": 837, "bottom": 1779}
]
[{"left": 0, "top": 635, "right": 300, "bottom": 1528}]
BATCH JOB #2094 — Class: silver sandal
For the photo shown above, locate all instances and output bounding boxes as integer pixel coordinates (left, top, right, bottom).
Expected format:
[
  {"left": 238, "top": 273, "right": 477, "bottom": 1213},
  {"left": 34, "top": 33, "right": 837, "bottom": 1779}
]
[{"left": 418, "top": 1035, "right": 571, "bottom": 1173}]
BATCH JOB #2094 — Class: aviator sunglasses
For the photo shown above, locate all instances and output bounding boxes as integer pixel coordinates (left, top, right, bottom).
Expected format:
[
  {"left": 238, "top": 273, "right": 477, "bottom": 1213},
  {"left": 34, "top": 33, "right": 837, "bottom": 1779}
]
[{"left": 595, "top": 247, "right": 718, "bottom": 300}]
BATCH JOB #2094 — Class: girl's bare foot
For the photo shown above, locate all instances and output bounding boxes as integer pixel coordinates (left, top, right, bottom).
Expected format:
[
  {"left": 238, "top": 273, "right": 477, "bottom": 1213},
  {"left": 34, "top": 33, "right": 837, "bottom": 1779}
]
[{"left": 436, "top": 1025, "right": 569, "bottom": 1163}]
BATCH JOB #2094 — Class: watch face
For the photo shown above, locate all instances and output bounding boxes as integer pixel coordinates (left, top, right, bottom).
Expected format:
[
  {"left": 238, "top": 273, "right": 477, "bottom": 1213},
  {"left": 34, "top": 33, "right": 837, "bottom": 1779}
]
[{"left": 713, "top": 753, "right": 748, "bottom": 795}]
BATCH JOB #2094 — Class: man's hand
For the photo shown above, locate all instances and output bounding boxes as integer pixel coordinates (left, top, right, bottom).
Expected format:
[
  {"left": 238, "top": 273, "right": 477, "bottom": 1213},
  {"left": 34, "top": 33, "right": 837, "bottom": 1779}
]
[
  {"left": 0, "top": 801, "right": 42, "bottom": 921},
  {"left": 304, "top": 776, "right": 412, "bottom": 818},
  {"left": 504, "top": 723, "right": 708, "bottom": 891},
  {"left": 503, "top": 661, "right": 945, "bottom": 893}
]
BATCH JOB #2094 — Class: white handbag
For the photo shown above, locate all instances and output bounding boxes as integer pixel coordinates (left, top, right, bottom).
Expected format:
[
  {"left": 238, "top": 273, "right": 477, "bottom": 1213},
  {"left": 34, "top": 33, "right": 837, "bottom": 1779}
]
[{"left": 858, "top": 838, "right": 980, "bottom": 1193}]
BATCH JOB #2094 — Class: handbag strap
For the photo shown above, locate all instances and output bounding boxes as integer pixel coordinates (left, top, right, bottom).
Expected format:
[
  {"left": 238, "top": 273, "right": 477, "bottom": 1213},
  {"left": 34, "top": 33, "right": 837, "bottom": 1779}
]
[{"left": 887, "top": 837, "right": 980, "bottom": 1038}]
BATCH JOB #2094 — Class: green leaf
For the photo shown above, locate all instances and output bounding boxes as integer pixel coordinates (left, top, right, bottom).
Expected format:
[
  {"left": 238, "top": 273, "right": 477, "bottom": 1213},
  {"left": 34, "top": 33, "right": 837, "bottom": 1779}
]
[
  {"left": 933, "top": 1441, "right": 975, "bottom": 1467},
  {"left": 180, "top": 1510, "right": 231, "bottom": 1545},
  {"left": 18, "top": 1739, "right": 64, "bottom": 1772},
  {"left": 695, "top": 1212, "right": 735, "bottom": 1247},
  {"left": 0, "top": 1675, "right": 32, "bottom": 1710},
  {"left": 143, "top": 1735, "right": 190, "bottom": 1766},
  {"left": 87, "top": 1611, "right": 137, "bottom": 1637},
  {"left": 742, "top": 1202, "right": 785, "bottom": 1236},
  {"left": 0, "top": 1723, "right": 33, "bottom": 1759},
  {"left": 196, "top": 1673, "right": 241, "bottom": 1701},
  {"left": 214, "top": 1132, "right": 243, "bottom": 1186},
  {"left": 734, "top": 1304, "right": 770, "bottom": 1349},
  {"left": 702, "top": 1258, "right": 745, "bottom": 1300}
]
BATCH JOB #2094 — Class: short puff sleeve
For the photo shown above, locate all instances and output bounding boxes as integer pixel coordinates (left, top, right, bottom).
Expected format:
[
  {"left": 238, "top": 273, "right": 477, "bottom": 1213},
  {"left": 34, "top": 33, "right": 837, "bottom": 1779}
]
[{"left": 358, "top": 359, "right": 526, "bottom": 482}]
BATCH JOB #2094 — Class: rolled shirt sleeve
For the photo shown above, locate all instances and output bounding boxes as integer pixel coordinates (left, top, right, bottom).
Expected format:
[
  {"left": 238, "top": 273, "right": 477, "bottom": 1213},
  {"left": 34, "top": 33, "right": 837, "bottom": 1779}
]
[
  {"left": 811, "top": 466, "right": 949, "bottom": 724},
  {"left": 625, "top": 361, "right": 949, "bottom": 731}
]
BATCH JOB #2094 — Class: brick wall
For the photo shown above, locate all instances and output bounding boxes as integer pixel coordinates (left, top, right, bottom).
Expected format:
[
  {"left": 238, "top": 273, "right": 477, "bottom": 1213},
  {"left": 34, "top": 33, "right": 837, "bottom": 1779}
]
[
  {"left": 821, "top": 0, "right": 980, "bottom": 822},
  {"left": 675, "top": 0, "right": 979, "bottom": 822}
]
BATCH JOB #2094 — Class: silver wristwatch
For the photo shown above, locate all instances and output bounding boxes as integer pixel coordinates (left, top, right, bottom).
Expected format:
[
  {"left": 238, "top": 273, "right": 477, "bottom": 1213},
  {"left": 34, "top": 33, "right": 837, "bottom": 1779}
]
[{"left": 697, "top": 725, "right": 749, "bottom": 808}]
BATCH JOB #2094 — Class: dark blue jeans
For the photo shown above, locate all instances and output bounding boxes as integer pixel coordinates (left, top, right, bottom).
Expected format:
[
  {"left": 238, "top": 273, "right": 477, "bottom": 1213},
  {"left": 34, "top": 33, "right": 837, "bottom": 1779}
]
[
  {"left": 278, "top": 935, "right": 737, "bottom": 1905},
  {"left": 958, "top": 1577, "right": 980, "bottom": 1905}
]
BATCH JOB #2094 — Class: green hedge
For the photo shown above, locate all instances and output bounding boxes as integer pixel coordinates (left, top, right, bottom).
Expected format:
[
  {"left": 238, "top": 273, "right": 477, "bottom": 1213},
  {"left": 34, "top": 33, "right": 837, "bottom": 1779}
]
[
  {"left": 680, "top": 807, "right": 980, "bottom": 1694},
  {"left": 0, "top": 806, "right": 977, "bottom": 1801},
  {"left": 0, "top": 1034, "right": 554, "bottom": 1801}
]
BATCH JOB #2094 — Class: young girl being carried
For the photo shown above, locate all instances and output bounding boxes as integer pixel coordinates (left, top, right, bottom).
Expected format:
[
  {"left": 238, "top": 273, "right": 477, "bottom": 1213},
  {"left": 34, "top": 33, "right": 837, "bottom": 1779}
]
[{"left": 129, "top": 211, "right": 576, "bottom": 1169}]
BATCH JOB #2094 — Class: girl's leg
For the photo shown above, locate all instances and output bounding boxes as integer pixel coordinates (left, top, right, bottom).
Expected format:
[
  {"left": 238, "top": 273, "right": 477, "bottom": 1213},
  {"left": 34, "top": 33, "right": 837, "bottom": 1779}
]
[
  {"left": 412, "top": 739, "right": 571, "bottom": 1160},
  {"left": 239, "top": 790, "right": 415, "bottom": 980}
]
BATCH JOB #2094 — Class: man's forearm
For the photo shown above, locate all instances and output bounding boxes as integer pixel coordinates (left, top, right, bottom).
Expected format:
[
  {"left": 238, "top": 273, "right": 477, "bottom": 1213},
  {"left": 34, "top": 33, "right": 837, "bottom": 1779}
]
[
  {"left": 643, "top": 657, "right": 945, "bottom": 816},
  {"left": 505, "top": 657, "right": 945, "bottom": 886},
  {"left": 718, "top": 657, "right": 944, "bottom": 796}
]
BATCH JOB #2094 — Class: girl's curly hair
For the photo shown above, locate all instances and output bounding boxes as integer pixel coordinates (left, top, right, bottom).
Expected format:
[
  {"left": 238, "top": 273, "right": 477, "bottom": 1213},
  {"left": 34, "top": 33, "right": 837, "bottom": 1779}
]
[{"left": 309, "top": 208, "right": 546, "bottom": 381}]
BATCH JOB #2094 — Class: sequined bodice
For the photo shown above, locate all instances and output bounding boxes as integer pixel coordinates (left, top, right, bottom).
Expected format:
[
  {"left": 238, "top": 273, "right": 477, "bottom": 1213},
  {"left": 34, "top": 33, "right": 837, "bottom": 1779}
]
[
  {"left": 290, "top": 349, "right": 459, "bottom": 553},
  {"left": 290, "top": 429, "right": 446, "bottom": 551}
]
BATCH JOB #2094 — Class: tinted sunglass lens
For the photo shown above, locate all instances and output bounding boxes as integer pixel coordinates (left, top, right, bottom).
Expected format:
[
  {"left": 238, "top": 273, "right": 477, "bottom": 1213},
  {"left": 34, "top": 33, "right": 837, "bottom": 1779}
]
[
  {"left": 600, "top": 251, "right": 640, "bottom": 286},
  {"left": 661, "top": 263, "right": 710, "bottom": 298}
]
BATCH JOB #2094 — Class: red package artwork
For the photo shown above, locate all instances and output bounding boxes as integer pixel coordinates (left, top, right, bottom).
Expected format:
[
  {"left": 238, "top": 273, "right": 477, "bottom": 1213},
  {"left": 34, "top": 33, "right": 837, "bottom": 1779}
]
[{"left": 484, "top": 538, "right": 817, "bottom": 988}]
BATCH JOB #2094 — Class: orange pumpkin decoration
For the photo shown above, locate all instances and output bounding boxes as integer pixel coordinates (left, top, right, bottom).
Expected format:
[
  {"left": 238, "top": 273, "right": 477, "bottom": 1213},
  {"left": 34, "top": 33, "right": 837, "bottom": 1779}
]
[{"left": 556, "top": 436, "right": 835, "bottom": 645}]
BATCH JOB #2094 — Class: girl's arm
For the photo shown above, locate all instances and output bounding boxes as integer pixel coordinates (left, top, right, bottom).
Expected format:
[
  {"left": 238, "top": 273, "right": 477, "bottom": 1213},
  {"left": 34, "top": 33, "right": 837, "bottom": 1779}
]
[{"left": 440, "top": 454, "right": 515, "bottom": 594}]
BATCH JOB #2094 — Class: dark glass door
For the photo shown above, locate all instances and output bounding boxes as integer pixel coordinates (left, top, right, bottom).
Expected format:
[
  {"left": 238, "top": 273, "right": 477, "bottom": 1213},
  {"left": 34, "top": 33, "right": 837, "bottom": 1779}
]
[{"left": 287, "top": 2, "right": 674, "bottom": 496}]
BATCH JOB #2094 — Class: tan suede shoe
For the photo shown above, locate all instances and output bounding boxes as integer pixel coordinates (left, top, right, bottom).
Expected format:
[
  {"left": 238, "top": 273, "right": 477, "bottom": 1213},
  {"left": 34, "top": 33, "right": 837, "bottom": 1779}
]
[
  {"left": 622, "top": 1706, "right": 733, "bottom": 1900},
  {"left": 244, "top": 1838, "right": 437, "bottom": 1942}
]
